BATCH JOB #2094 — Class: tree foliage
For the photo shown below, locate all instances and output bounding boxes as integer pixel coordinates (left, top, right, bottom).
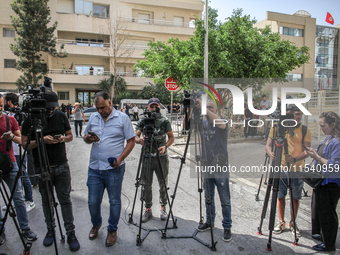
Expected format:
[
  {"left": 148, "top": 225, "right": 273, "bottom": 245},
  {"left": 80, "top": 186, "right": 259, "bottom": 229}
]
[
  {"left": 135, "top": 8, "right": 310, "bottom": 106},
  {"left": 10, "top": 0, "right": 67, "bottom": 90},
  {"left": 140, "top": 83, "right": 182, "bottom": 105},
  {"left": 97, "top": 74, "right": 127, "bottom": 103}
]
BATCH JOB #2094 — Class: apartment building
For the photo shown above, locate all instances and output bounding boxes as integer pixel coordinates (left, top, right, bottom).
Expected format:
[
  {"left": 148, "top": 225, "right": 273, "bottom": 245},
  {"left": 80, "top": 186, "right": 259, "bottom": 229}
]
[
  {"left": 0, "top": 0, "right": 203, "bottom": 105},
  {"left": 255, "top": 10, "right": 340, "bottom": 92}
]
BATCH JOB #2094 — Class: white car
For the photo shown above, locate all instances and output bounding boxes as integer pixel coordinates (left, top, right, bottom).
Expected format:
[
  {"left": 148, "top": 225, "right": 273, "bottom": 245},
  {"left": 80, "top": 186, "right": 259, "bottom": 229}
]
[{"left": 70, "top": 107, "right": 97, "bottom": 121}]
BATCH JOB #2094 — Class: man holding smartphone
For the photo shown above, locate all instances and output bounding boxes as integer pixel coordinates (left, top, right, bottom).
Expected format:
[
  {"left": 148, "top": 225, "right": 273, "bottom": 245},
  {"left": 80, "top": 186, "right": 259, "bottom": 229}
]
[
  {"left": 83, "top": 92, "right": 135, "bottom": 247},
  {"left": 21, "top": 92, "right": 80, "bottom": 252}
]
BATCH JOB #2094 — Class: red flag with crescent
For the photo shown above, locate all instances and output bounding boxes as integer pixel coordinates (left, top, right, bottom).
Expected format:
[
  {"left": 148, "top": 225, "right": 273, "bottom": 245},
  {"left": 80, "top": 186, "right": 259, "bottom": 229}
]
[{"left": 326, "top": 12, "right": 334, "bottom": 25}]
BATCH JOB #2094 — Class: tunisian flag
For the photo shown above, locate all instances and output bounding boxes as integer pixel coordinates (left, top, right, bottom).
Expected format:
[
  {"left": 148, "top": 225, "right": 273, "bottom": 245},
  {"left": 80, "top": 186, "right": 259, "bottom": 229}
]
[{"left": 326, "top": 12, "right": 334, "bottom": 25}]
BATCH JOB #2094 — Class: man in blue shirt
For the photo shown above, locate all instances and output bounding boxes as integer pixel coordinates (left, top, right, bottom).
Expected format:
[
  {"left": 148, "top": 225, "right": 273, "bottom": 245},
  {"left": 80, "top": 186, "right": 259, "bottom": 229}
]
[{"left": 83, "top": 92, "right": 135, "bottom": 247}]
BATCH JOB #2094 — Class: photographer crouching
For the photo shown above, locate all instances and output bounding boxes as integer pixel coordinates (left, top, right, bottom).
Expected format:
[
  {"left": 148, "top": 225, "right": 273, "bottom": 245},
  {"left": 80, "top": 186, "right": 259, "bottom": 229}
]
[{"left": 135, "top": 98, "right": 174, "bottom": 222}]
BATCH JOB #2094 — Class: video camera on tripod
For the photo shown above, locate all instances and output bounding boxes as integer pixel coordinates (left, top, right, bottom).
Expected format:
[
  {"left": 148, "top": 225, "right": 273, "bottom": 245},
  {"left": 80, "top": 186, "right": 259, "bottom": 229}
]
[
  {"left": 17, "top": 76, "right": 53, "bottom": 120},
  {"left": 142, "top": 107, "right": 161, "bottom": 136},
  {"left": 268, "top": 102, "right": 300, "bottom": 138}
]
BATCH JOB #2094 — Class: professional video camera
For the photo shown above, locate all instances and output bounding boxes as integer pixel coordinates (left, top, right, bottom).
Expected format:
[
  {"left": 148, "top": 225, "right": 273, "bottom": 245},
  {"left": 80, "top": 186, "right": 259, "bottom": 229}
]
[
  {"left": 142, "top": 107, "right": 161, "bottom": 135},
  {"left": 269, "top": 101, "right": 299, "bottom": 137},
  {"left": 183, "top": 90, "right": 205, "bottom": 107},
  {"left": 19, "top": 76, "right": 53, "bottom": 114}
]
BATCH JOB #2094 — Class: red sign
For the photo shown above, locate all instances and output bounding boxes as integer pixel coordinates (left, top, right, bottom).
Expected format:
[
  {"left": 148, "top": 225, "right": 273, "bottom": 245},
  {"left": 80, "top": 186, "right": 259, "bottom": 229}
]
[{"left": 165, "top": 76, "right": 179, "bottom": 91}]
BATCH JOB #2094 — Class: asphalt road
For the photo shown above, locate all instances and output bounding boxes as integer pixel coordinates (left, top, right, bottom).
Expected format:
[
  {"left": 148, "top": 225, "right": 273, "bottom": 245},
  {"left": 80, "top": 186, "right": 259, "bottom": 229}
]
[{"left": 0, "top": 122, "right": 339, "bottom": 255}]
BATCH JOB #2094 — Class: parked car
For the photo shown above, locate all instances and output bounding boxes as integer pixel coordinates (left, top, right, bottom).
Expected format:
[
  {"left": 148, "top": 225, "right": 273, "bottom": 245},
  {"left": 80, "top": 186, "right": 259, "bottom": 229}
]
[{"left": 70, "top": 107, "right": 97, "bottom": 121}]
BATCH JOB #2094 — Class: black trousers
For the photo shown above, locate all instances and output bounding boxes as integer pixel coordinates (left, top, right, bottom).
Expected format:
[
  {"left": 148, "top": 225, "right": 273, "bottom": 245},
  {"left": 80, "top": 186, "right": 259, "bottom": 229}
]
[{"left": 314, "top": 183, "right": 340, "bottom": 250}]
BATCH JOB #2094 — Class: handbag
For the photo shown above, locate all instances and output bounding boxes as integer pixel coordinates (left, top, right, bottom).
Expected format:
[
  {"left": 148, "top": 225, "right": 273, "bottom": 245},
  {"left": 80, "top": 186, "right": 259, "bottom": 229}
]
[
  {"left": 300, "top": 160, "right": 324, "bottom": 189},
  {"left": 0, "top": 115, "right": 13, "bottom": 175}
]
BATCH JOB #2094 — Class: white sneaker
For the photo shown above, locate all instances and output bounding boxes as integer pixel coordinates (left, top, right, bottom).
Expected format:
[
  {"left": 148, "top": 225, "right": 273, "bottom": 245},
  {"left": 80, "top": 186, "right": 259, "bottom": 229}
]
[
  {"left": 2, "top": 203, "right": 14, "bottom": 211},
  {"left": 25, "top": 201, "right": 36, "bottom": 212}
]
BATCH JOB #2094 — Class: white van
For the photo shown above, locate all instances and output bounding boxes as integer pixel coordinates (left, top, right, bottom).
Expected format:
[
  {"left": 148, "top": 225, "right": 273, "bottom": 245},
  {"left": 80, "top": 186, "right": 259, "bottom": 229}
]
[{"left": 119, "top": 99, "right": 168, "bottom": 120}]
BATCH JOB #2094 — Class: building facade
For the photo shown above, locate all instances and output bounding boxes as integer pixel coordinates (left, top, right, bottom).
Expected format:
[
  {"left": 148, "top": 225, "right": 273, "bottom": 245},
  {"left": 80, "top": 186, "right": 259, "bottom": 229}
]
[
  {"left": 1, "top": 0, "right": 203, "bottom": 105},
  {"left": 255, "top": 10, "right": 340, "bottom": 92}
]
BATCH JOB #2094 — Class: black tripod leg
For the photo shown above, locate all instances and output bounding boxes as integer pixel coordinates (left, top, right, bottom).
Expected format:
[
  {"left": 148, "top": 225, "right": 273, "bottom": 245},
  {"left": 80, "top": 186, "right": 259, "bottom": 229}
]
[
  {"left": 302, "top": 188, "right": 308, "bottom": 197},
  {"left": 163, "top": 129, "right": 192, "bottom": 236},
  {"left": 129, "top": 146, "right": 145, "bottom": 224},
  {"left": 266, "top": 141, "right": 283, "bottom": 252},
  {"left": 0, "top": 179, "right": 28, "bottom": 249},
  {"left": 283, "top": 142, "right": 299, "bottom": 246},
  {"left": 257, "top": 170, "right": 274, "bottom": 235},
  {"left": 256, "top": 154, "right": 269, "bottom": 201},
  {"left": 203, "top": 177, "right": 217, "bottom": 251},
  {"left": 153, "top": 139, "right": 176, "bottom": 227}
]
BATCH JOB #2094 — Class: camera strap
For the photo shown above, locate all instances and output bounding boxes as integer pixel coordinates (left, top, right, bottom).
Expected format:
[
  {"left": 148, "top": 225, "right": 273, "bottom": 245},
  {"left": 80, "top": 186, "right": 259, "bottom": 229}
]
[{"left": 5, "top": 115, "right": 12, "bottom": 152}]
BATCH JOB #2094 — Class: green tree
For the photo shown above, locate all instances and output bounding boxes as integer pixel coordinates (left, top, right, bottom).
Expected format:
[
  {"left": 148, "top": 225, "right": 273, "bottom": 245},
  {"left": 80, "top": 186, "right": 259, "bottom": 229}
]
[
  {"left": 10, "top": 0, "right": 67, "bottom": 90},
  {"left": 97, "top": 74, "right": 127, "bottom": 103},
  {"left": 139, "top": 83, "right": 181, "bottom": 105},
  {"left": 135, "top": 8, "right": 310, "bottom": 107}
]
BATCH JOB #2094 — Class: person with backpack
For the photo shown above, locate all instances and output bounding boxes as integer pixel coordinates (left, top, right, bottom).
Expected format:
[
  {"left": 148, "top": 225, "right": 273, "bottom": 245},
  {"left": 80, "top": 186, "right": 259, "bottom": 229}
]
[{"left": 265, "top": 105, "right": 311, "bottom": 237}]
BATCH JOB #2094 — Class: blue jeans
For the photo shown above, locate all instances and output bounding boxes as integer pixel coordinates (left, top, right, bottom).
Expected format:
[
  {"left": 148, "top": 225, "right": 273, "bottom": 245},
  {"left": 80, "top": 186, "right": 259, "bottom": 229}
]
[
  {"left": 87, "top": 165, "right": 125, "bottom": 232},
  {"left": 0, "top": 162, "right": 30, "bottom": 230},
  {"left": 74, "top": 120, "right": 83, "bottom": 136},
  {"left": 15, "top": 154, "right": 33, "bottom": 202},
  {"left": 204, "top": 177, "right": 232, "bottom": 229}
]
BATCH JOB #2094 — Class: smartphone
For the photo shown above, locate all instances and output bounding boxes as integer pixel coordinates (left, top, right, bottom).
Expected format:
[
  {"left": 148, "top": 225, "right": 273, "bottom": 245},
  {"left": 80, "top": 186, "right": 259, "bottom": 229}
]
[
  {"left": 301, "top": 143, "right": 310, "bottom": 151},
  {"left": 53, "top": 134, "right": 62, "bottom": 139},
  {"left": 88, "top": 131, "right": 100, "bottom": 140}
]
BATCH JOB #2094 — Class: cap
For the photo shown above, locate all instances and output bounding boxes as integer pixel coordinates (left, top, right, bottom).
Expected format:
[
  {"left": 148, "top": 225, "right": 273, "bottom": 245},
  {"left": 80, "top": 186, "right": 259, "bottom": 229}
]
[
  {"left": 148, "top": 98, "right": 160, "bottom": 106},
  {"left": 43, "top": 92, "right": 59, "bottom": 108}
]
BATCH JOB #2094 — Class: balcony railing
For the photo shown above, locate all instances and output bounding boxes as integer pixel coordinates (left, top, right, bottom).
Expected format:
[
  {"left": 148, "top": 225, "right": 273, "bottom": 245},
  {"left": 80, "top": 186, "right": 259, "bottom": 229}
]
[
  {"left": 49, "top": 69, "right": 150, "bottom": 77},
  {"left": 119, "top": 17, "right": 196, "bottom": 28},
  {"left": 56, "top": 39, "right": 149, "bottom": 50},
  {"left": 57, "top": 39, "right": 110, "bottom": 48}
]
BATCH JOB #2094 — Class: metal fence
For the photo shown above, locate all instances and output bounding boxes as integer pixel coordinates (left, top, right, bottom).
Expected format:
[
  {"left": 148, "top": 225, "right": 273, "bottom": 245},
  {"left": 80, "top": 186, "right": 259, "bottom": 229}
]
[{"left": 304, "top": 90, "right": 339, "bottom": 141}]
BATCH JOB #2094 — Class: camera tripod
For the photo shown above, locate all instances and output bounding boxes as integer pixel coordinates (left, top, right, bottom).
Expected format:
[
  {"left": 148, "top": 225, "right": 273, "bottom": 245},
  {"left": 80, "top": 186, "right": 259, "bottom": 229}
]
[
  {"left": 128, "top": 131, "right": 177, "bottom": 246},
  {"left": 1, "top": 111, "right": 65, "bottom": 255},
  {"left": 257, "top": 136, "right": 299, "bottom": 251},
  {"left": 160, "top": 106, "right": 217, "bottom": 251}
]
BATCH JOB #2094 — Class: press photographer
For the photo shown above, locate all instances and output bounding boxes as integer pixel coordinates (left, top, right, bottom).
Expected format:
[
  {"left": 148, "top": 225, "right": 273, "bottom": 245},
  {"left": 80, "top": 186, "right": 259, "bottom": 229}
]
[
  {"left": 193, "top": 98, "right": 232, "bottom": 242},
  {"left": 0, "top": 93, "right": 37, "bottom": 242},
  {"left": 21, "top": 91, "right": 80, "bottom": 251},
  {"left": 135, "top": 98, "right": 174, "bottom": 222},
  {"left": 4, "top": 92, "right": 36, "bottom": 212},
  {"left": 265, "top": 104, "right": 311, "bottom": 237}
]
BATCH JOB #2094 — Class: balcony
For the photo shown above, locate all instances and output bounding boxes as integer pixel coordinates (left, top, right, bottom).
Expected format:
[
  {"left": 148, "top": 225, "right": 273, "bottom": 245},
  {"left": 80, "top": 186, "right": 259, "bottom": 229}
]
[
  {"left": 57, "top": 39, "right": 109, "bottom": 57},
  {"left": 48, "top": 69, "right": 152, "bottom": 88},
  {"left": 56, "top": 13, "right": 109, "bottom": 34},
  {"left": 57, "top": 39, "right": 148, "bottom": 58},
  {"left": 120, "top": 17, "right": 196, "bottom": 36}
]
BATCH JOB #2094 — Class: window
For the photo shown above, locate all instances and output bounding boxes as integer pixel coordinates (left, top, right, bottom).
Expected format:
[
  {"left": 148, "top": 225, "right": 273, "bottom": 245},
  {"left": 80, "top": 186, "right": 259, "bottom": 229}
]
[
  {"left": 75, "top": 38, "right": 104, "bottom": 47},
  {"left": 93, "top": 4, "right": 109, "bottom": 18},
  {"left": 286, "top": 73, "right": 303, "bottom": 82},
  {"left": 75, "top": 0, "right": 92, "bottom": 15},
  {"left": 138, "top": 14, "right": 150, "bottom": 24},
  {"left": 4, "top": 59, "right": 16, "bottom": 68},
  {"left": 3, "top": 28, "right": 15, "bottom": 37},
  {"left": 174, "top": 17, "right": 184, "bottom": 27},
  {"left": 280, "top": 27, "right": 304, "bottom": 37},
  {"left": 189, "top": 19, "right": 195, "bottom": 28},
  {"left": 58, "top": 91, "right": 69, "bottom": 100}
]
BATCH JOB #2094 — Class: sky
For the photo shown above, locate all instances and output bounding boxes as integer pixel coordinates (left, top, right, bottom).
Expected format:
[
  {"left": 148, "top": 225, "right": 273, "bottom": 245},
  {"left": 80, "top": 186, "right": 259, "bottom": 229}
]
[{"left": 209, "top": 0, "right": 340, "bottom": 26}]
